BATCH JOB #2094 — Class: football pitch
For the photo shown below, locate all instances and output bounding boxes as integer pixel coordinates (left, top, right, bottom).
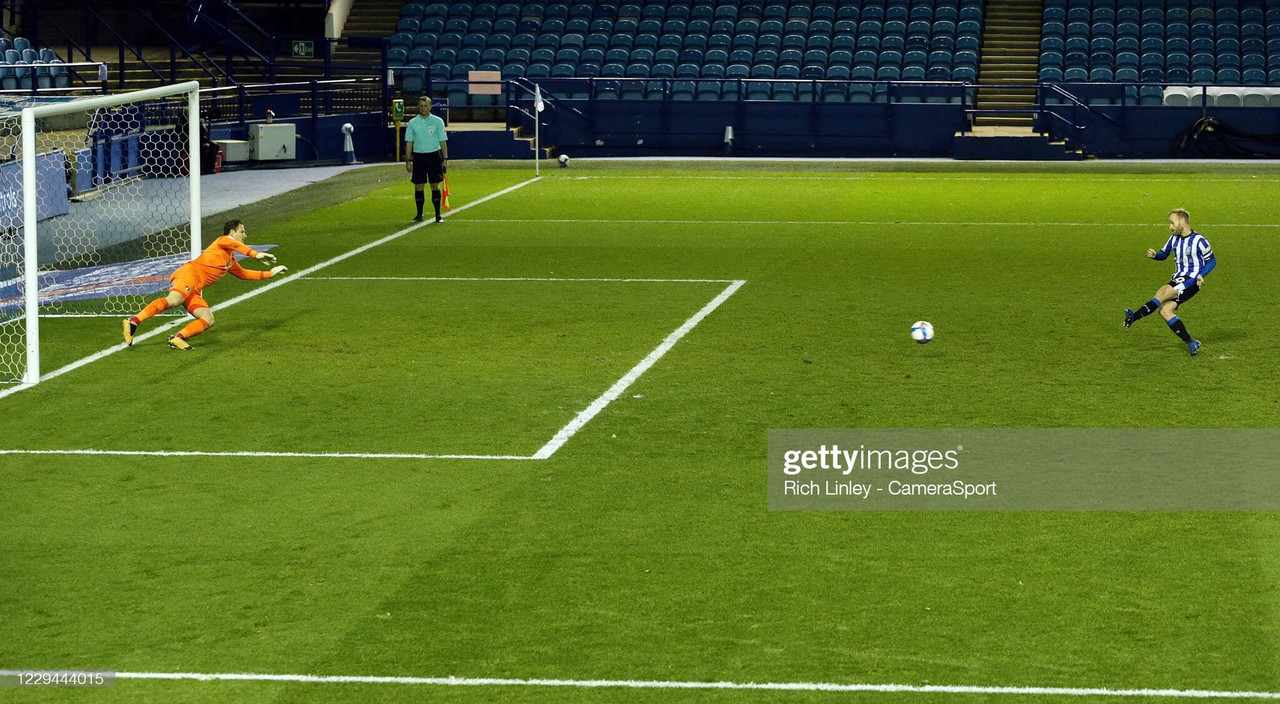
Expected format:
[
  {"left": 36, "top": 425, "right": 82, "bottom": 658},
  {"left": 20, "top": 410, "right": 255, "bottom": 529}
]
[{"left": 2, "top": 161, "right": 1279, "bottom": 702}]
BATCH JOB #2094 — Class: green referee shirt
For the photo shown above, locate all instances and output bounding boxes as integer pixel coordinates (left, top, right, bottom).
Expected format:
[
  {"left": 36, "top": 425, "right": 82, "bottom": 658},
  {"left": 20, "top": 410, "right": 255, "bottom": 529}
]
[{"left": 405, "top": 113, "right": 447, "bottom": 154}]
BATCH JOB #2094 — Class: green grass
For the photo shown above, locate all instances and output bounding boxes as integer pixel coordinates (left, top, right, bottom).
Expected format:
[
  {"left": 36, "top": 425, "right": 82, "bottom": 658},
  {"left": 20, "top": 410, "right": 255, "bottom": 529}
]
[{"left": 2, "top": 161, "right": 1279, "bottom": 703}]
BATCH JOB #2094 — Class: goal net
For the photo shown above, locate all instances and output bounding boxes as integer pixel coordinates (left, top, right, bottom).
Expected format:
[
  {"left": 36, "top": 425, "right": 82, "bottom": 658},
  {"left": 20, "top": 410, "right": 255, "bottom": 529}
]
[{"left": 0, "top": 81, "right": 201, "bottom": 385}]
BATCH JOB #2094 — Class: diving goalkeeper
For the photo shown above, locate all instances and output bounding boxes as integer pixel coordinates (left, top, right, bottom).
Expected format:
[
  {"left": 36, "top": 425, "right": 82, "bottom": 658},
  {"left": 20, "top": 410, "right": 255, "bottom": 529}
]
[{"left": 122, "top": 219, "right": 287, "bottom": 350}]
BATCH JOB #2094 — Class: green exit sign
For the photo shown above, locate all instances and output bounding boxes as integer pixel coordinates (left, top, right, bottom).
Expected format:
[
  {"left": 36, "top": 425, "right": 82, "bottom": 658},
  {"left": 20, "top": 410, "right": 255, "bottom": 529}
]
[{"left": 292, "top": 40, "right": 314, "bottom": 58}]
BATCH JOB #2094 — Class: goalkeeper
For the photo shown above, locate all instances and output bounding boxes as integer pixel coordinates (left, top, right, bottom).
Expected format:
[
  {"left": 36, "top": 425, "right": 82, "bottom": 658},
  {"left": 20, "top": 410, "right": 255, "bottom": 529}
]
[{"left": 122, "top": 219, "right": 287, "bottom": 350}]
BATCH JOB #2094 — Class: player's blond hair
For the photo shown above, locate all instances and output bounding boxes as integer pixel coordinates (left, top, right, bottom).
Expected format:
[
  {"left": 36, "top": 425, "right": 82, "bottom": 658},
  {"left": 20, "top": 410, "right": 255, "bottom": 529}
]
[{"left": 1169, "top": 208, "right": 1191, "bottom": 222}]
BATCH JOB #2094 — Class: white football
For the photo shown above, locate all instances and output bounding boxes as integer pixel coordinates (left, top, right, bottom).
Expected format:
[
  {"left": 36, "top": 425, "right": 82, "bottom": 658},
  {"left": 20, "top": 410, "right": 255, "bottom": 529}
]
[
  {"left": 557, "top": 153, "right": 570, "bottom": 167},
  {"left": 341, "top": 122, "right": 354, "bottom": 134},
  {"left": 910, "top": 320, "right": 934, "bottom": 344}
]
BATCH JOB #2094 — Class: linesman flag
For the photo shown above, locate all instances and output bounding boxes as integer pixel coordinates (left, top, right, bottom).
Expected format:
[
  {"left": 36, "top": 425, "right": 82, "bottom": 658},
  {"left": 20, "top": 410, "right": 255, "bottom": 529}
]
[{"left": 442, "top": 173, "right": 451, "bottom": 211}]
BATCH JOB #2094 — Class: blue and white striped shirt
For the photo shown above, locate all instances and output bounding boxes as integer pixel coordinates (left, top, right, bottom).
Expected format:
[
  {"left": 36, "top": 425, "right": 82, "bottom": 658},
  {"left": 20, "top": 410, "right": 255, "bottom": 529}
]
[{"left": 1155, "top": 231, "right": 1215, "bottom": 279}]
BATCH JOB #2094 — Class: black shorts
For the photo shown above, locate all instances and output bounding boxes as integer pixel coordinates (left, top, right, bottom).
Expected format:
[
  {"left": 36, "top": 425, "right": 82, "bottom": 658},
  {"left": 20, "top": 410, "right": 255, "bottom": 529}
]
[
  {"left": 1169, "top": 276, "right": 1200, "bottom": 306},
  {"left": 411, "top": 150, "right": 445, "bottom": 185}
]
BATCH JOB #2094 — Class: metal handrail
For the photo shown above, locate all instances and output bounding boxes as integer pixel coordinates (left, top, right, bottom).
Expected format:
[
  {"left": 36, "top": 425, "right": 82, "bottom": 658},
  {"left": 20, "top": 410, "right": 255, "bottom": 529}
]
[
  {"left": 189, "top": 10, "right": 275, "bottom": 82},
  {"left": 6, "top": 11, "right": 91, "bottom": 65},
  {"left": 0, "top": 60, "right": 109, "bottom": 95},
  {"left": 84, "top": 6, "right": 165, "bottom": 88},
  {"left": 136, "top": 7, "right": 228, "bottom": 87},
  {"left": 200, "top": 76, "right": 380, "bottom": 95},
  {"left": 1040, "top": 83, "right": 1123, "bottom": 128}
]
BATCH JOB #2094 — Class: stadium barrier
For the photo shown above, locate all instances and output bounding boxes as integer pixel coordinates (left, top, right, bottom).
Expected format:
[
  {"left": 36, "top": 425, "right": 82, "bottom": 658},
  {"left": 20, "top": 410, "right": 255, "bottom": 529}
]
[{"left": 489, "top": 77, "right": 1280, "bottom": 159}]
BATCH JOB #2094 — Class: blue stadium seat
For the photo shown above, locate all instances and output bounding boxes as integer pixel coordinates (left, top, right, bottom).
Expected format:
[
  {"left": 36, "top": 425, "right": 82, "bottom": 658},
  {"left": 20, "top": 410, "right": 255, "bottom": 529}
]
[
  {"left": 391, "top": 32, "right": 414, "bottom": 50},
  {"left": 1039, "top": 66, "right": 1065, "bottom": 81}
]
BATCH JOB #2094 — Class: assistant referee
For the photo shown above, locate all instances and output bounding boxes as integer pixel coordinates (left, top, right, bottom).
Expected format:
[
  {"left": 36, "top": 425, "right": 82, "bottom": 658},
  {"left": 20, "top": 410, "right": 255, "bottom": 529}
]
[{"left": 404, "top": 96, "right": 449, "bottom": 223}]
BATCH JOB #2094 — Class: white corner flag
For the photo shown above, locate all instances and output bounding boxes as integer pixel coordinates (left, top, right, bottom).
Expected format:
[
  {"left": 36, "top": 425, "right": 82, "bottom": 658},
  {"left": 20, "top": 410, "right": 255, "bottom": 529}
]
[{"left": 534, "top": 84, "right": 545, "bottom": 113}]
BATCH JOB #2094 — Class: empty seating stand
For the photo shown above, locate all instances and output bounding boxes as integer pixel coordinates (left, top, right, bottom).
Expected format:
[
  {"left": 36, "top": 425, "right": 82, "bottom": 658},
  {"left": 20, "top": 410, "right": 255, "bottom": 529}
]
[
  {"left": 387, "top": 0, "right": 984, "bottom": 105},
  {"left": 1039, "top": 0, "right": 1280, "bottom": 106},
  {"left": 0, "top": 39, "right": 69, "bottom": 90}
]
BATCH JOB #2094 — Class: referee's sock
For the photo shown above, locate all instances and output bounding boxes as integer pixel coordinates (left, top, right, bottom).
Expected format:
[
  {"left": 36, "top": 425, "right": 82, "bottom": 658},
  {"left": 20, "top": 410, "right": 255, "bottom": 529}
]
[
  {"left": 1166, "top": 315, "right": 1193, "bottom": 343},
  {"left": 414, "top": 191, "right": 425, "bottom": 218},
  {"left": 431, "top": 191, "right": 442, "bottom": 219},
  {"left": 1131, "top": 297, "right": 1161, "bottom": 322}
]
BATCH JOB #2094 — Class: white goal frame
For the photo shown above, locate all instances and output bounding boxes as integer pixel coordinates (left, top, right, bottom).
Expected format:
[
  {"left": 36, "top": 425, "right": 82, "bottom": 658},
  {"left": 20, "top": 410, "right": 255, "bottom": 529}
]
[{"left": 18, "top": 80, "right": 202, "bottom": 385}]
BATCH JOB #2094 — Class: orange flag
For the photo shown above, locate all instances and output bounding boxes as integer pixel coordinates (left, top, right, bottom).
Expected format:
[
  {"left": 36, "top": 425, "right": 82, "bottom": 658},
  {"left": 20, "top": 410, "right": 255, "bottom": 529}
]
[{"left": 442, "top": 174, "right": 451, "bottom": 211}]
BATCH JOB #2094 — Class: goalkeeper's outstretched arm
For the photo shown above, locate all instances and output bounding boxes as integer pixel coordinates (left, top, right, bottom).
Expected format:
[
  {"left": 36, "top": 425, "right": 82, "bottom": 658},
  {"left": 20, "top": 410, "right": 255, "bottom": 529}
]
[{"left": 229, "top": 261, "right": 287, "bottom": 280}]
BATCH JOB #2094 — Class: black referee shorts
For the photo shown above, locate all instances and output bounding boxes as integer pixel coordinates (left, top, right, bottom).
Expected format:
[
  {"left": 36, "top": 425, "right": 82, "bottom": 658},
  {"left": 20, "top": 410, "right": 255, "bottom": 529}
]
[{"left": 411, "top": 151, "right": 445, "bottom": 185}]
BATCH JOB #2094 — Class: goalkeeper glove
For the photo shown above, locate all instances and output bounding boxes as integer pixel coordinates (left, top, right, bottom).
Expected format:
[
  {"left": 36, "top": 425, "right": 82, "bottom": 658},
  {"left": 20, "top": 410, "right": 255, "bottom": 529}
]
[
  {"left": 255, "top": 252, "right": 278, "bottom": 265},
  {"left": 270, "top": 265, "right": 288, "bottom": 277}
]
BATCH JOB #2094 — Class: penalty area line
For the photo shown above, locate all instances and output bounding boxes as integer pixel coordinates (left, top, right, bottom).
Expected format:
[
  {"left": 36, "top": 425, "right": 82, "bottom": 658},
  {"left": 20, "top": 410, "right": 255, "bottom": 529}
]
[
  {"left": 0, "top": 177, "right": 541, "bottom": 403},
  {"left": 0, "top": 449, "right": 534, "bottom": 460},
  {"left": 456, "top": 218, "right": 1279, "bottom": 228},
  {"left": 5, "top": 670, "right": 1274, "bottom": 699},
  {"left": 533, "top": 279, "right": 745, "bottom": 460},
  {"left": 303, "top": 276, "right": 740, "bottom": 283}
]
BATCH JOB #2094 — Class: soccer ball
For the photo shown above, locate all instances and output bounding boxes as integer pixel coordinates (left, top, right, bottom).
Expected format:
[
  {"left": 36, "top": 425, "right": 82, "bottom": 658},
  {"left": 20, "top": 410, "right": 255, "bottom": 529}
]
[
  {"left": 557, "top": 154, "right": 570, "bottom": 167},
  {"left": 341, "top": 122, "right": 354, "bottom": 134},
  {"left": 910, "top": 321, "right": 934, "bottom": 344}
]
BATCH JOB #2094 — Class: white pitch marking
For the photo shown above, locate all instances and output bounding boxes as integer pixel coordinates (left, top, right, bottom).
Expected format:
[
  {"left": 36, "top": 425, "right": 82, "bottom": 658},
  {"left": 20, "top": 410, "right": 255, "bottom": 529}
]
[
  {"left": 0, "top": 177, "right": 541, "bottom": 402},
  {"left": 2, "top": 670, "right": 1271, "bottom": 699},
  {"left": 559, "top": 173, "right": 1280, "bottom": 183},
  {"left": 1, "top": 274, "right": 743, "bottom": 461},
  {"left": 0, "top": 449, "right": 533, "bottom": 460},
  {"left": 304, "top": 276, "right": 739, "bottom": 283},
  {"left": 532, "top": 279, "right": 746, "bottom": 460},
  {"left": 454, "top": 218, "right": 1279, "bottom": 228}
]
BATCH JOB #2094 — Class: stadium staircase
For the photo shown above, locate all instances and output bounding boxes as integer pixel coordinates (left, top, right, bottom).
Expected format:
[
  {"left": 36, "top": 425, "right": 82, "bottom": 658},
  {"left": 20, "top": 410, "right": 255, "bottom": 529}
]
[
  {"left": 974, "top": 0, "right": 1042, "bottom": 126},
  {"left": 322, "top": 0, "right": 400, "bottom": 78}
]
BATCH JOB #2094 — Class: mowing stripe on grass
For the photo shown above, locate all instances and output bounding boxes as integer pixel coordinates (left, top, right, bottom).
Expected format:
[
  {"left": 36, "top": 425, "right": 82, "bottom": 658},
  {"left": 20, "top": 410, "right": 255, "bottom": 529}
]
[
  {"left": 9, "top": 670, "right": 1272, "bottom": 698},
  {"left": 533, "top": 279, "right": 746, "bottom": 460},
  {"left": 0, "top": 177, "right": 541, "bottom": 403},
  {"left": 457, "top": 218, "right": 1275, "bottom": 228}
]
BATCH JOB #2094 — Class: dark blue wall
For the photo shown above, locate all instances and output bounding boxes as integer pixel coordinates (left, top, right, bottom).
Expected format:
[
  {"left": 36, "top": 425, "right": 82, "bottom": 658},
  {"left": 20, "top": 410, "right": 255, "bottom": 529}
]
[
  {"left": 523, "top": 99, "right": 969, "bottom": 157},
  {"left": 1039, "top": 104, "right": 1280, "bottom": 159},
  {"left": 513, "top": 79, "right": 1280, "bottom": 159}
]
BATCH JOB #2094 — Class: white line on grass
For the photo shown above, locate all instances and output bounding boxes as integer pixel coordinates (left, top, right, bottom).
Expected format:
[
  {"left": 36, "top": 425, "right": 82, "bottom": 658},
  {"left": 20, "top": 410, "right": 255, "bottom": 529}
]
[
  {"left": 532, "top": 279, "right": 745, "bottom": 460},
  {"left": 0, "top": 177, "right": 541, "bottom": 403},
  {"left": 0, "top": 449, "right": 533, "bottom": 460},
  {"left": 5, "top": 670, "right": 1272, "bottom": 699},
  {"left": 304, "top": 276, "right": 740, "bottom": 283},
  {"left": 456, "top": 218, "right": 1278, "bottom": 228},
  {"left": 0, "top": 276, "right": 743, "bottom": 461},
  {"left": 562, "top": 173, "right": 1280, "bottom": 183}
]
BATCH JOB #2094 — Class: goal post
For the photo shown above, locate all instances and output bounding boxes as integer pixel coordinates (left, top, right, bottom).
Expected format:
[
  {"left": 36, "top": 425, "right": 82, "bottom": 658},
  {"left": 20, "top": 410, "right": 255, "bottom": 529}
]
[{"left": 2, "top": 81, "right": 201, "bottom": 386}]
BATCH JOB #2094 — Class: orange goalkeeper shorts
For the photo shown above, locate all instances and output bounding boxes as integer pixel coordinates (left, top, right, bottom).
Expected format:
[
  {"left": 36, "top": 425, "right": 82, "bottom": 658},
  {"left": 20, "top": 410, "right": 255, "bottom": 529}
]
[{"left": 169, "top": 273, "right": 210, "bottom": 315}]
